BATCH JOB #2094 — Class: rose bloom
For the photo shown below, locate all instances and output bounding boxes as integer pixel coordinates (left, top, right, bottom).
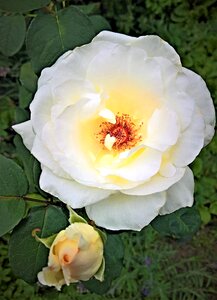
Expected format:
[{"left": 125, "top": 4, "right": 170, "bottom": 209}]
[
  {"left": 38, "top": 223, "right": 104, "bottom": 290},
  {"left": 13, "top": 31, "right": 215, "bottom": 231}
]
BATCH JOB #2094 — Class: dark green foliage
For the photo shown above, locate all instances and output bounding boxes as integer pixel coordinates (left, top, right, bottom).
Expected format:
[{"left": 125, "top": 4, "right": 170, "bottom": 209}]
[
  {"left": 19, "top": 62, "right": 38, "bottom": 94},
  {"left": 0, "top": 0, "right": 51, "bottom": 12},
  {"left": 151, "top": 207, "right": 201, "bottom": 240},
  {"left": 14, "top": 135, "right": 42, "bottom": 194},
  {"left": 89, "top": 15, "right": 111, "bottom": 34},
  {"left": 0, "top": 154, "right": 28, "bottom": 196},
  {"left": 0, "top": 15, "right": 26, "bottom": 56},
  {"left": 0, "top": 155, "right": 28, "bottom": 236},
  {"left": 0, "top": 97, "right": 15, "bottom": 137}
]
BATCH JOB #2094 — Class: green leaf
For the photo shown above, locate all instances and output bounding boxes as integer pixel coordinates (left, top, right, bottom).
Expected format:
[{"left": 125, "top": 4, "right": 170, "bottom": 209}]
[
  {"left": 15, "top": 107, "right": 29, "bottom": 123},
  {"left": 20, "top": 62, "right": 38, "bottom": 93},
  {"left": 0, "top": 97, "right": 15, "bottom": 137},
  {"left": 9, "top": 205, "right": 68, "bottom": 283},
  {"left": 210, "top": 202, "right": 217, "bottom": 215},
  {"left": 0, "top": 155, "right": 28, "bottom": 196},
  {"left": 0, "top": 197, "right": 25, "bottom": 237},
  {"left": 76, "top": 3, "right": 100, "bottom": 15},
  {"left": 89, "top": 15, "right": 111, "bottom": 34},
  {"left": 26, "top": 6, "right": 96, "bottom": 73},
  {"left": 83, "top": 234, "right": 124, "bottom": 294},
  {"left": 0, "top": 155, "right": 28, "bottom": 236},
  {"left": 198, "top": 206, "right": 211, "bottom": 224},
  {"left": 0, "top": 15, "right": 26, "bottom": 56},
  {"left": 151, "top": 207, "right": 201, "bottom": 239},
  {"left": 14, "top": 134, "right": 42, "bottom": 194},
  {"left": 0, "top": 0, "right": 51, "bottom": 12},
  {"left": 19, "top": 86, "right": 33, "bottom": 109}
]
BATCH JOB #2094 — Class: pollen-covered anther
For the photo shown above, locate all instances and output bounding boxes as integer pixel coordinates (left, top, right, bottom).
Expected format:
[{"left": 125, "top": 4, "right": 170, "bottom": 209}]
[{"left": 97, "top": 113, "right": 143, "bottom": 151}]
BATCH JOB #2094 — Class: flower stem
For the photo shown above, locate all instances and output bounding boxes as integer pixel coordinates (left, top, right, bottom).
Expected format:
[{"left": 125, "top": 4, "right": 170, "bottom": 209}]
[{"left": 0, "top": 195, "right": 61, "bottom": 206}]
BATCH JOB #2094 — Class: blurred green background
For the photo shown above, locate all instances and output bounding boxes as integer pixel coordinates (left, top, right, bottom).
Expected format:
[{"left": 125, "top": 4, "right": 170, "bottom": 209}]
[{"left": 0, "top": 0, "right": 217, "bottom": 299}]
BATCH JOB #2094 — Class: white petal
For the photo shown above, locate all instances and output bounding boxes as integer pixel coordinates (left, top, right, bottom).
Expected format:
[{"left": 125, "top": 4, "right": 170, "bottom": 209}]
[
  {"left": 86, "top": 42, "right": 130, "bottom": 90},
  {"left": 86, "top": 192, "right": 166, "bottom": 231},
  {"left": 104, "top": 134, "right": 116, "bottom": 151},
  {"left": 31, "top": 136, "right": 69, "bottom": 179},
  {"left": 171, "top": 111, "right": 205, "bottom": 166},
  {"left": 159, "top": 162, "right": 176, "bottom": 177},
  {"left": 93, "top": 32, "right": 181, "bottom": 68},
  {"left": 121, "top": 167, "right": 185, "bottom": 196},
  {"left": 131, "top": 35, "right": 181, "bottom": 66},
  {"left": 144, "top": 107, "right": 180, "bottom": 151},
  {"left": 52, "top": 97, "right": 103, "bottom": 183},
  {"left": 37, "top": 267, "right": 65, "bottom": 291},
  {"left": 38, "top": 50, "right": 73, "bottom": 87},
  {"left": 51, "top": 79, "right": 94, "bottom": 119},
  {"left": 164, "top": 90, "right": 195, "bottom": 131},
  {"left": 40, "top": 167, "right": 114, "bottom": 208},
  {"left": 160, "top": 167, "right": 194, "bottom": 215},
  {"left": 30, "top": 85, "right": 53, "bottom": 135},
  {"left": 38, "top": 48, "right": 88, "bottom": 87},
  {"left": 182, "top": 68, "right": 215, "bottom": 145},
  {"left": 92, "top": 30, "right": 136, "bottom": 45},
  {"left": 127, "top": 55, "right": 164, "bottom": 97},
  {"left": 12, "top": 120, "right": 35, "bottom": 151},
  {"left": 98, "top": 108, "right": 116, "bottom": 124},
  {"left": 99, "top": 147, "right": 162, "bottom": 182}
]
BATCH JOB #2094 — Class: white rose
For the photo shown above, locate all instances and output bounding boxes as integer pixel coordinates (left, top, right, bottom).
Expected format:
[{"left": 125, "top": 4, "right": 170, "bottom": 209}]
[{"left": 13, "top": 31, "right": 215, "bottom": 231}]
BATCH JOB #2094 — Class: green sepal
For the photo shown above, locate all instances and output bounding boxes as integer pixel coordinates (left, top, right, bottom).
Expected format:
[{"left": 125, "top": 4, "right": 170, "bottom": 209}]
[
  {"left": 33, "top": 230, "right": 57, "bottom": 249},
  {"left": 67, "top": 206, "right": 87, "bottom": 224},
  {"left": 94, "top": 257, "right": 105, "bottom": 282},
  {"left": 95, "top": 228, "right": 107, "bottom": 245}
]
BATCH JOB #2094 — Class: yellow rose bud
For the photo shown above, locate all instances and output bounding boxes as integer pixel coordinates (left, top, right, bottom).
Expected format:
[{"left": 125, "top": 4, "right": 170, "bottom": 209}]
[{"left": 38, "top": 223, "right": 104, "bottom": 290}]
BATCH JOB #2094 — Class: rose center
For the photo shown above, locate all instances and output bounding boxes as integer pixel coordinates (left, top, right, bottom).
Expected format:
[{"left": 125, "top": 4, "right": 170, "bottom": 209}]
[
  {"left": 110, "top": 126, "right": 128, "bottom": 145},
  {"left": 97, "top": 113, "right": 142, "bottom": 151}
]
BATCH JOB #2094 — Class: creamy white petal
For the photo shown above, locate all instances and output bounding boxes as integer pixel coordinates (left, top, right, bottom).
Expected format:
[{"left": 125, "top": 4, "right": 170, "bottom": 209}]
[
  {"left": 93, "top": 32, "right": 181, "bottom": 68},
  {"left": 38, "top": 50, "right": 73, "bottom": 87},
  {"left": 182, "top": 68, "right": 215, "bottom": 145},
  {"left": 131, "top": 35, "right": 181, "bottom": 66},
  {"left": 40, "top": 167, "right": 114, "bottom": 208},
  {"left": 31, "top": 136, "right": 69, "bottom": 179},
  {"left": 144, "top": 107, "right": 180, "bottom": 151},
  {"left": 121, "top": 167, "right": 185, "bottom": 196},
  {"left": 12, "top": 120, "right": 35, "bottom": 151},
  {"left": 86, "top": 42, "right": 130, "bottom": 90},
  {"left": 52, "top": 97, "right": 103, "bottom": 183},
  {"left": 99, "top": 147, "right": 162, "bottom": 182},
  {"left": 86, "top": 192, "right": 166, "bottom": 231},
  {"left": 127, "top": 56, "right": 164, "bottom": 97},
  {"left": 160, "top": 167, "right": 194, "bottom": 215},
  {"left": 164, "top": 91, "right": 195, "bottom": 131},
  {"left": 51, "top": 79, "right": 94, "bottom": 119},
  {"left": 171, "top": 111, "right": 205, "bottom": 167},
  {"left": 38, "top": 267, "right": 65, "bottom": 291},
  {"left": 92, "top": 30, "right": 137, "bottom": 45},
  {"left": 159, "top": 162, "right": 176, "bottom": 177},
  {"left": 30, "top": 85, "right": 53, "bottom": 135}
]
